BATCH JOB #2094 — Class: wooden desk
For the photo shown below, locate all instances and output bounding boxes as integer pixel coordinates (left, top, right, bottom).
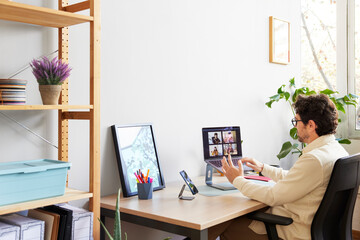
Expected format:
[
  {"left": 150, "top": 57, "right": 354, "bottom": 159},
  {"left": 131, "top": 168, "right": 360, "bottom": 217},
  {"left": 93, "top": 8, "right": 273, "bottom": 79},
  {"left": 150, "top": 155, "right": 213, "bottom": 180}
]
[{"left": 100, "top": 177, "right": 266, "bottom": 240}]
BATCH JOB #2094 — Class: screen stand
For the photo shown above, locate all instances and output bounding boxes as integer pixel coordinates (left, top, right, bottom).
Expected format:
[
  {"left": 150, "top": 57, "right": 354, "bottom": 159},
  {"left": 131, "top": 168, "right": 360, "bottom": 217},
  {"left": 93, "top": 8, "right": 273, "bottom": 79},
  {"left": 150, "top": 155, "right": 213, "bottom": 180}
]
[
  {"left": 178, "top": 184, "right": 195, "bottom": 200},
  {"left": 205, "top": 164, "right": 236, "bottom": 191}
]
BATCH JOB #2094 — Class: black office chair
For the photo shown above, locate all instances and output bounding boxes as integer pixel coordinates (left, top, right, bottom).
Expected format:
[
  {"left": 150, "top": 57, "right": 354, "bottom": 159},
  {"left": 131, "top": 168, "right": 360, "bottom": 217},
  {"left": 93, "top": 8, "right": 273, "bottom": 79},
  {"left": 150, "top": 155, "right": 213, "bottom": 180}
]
[{"left": 248, "top": 153, "right": 360, "bottom": 240}]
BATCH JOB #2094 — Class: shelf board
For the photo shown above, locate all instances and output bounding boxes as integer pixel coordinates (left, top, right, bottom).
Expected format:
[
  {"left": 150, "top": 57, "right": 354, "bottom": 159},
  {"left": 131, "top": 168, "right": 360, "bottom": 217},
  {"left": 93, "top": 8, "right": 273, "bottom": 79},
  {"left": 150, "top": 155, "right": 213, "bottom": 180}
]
[
  {"left": 0, "top": 188, "right": 93, "bottom": 215},
  {"left": 0, "top": 105, "right": 93, "bottom": 110},
  {"left": 0, "top": 0, "right": 93, "bottom": 28}
]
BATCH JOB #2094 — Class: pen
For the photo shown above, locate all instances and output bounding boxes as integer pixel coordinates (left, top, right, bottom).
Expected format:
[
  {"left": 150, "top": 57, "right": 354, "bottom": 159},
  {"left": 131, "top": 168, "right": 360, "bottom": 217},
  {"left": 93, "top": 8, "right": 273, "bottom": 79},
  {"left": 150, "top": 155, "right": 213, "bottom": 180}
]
[
  {"left": 141, "top": 173, "right": 146, "bottom": 183},
  {"left": 134, "top": 172, "right": 143, "bottom": 183},
  {"left": 145, "top": 169, "right": 150, "bottom": 182}
]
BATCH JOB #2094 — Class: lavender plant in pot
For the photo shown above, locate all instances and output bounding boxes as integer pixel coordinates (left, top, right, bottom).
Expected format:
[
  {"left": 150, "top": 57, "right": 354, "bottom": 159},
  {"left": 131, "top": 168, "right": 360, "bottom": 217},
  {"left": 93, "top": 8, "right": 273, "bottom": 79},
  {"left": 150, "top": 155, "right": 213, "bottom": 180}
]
[{"left": 30, "top": 57, "right": 71, "bottom": 105}]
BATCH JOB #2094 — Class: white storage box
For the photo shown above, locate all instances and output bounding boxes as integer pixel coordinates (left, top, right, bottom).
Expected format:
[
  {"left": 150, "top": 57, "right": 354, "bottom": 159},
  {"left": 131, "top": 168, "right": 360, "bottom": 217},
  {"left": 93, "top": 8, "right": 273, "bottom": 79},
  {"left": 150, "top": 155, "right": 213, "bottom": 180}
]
[
  {"left": 59, "top": 204, "right": 93, "bottom": 240},
  {"left": 0, "top": 221, "right": 20, "bottom": 240},
  {"left": 0, "top": 214, "right": 44, "bottom": 240}
]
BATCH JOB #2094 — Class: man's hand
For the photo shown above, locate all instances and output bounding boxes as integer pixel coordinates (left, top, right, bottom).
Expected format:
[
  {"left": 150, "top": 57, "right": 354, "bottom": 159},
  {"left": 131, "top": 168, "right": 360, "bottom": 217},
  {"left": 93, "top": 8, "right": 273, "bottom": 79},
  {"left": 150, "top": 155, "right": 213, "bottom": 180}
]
[
  {"left": 221, "top": 154, "right": 244, "bottom": 184},
  {"left": 241, "top": 157, "right": 264, "bottom": 172}
]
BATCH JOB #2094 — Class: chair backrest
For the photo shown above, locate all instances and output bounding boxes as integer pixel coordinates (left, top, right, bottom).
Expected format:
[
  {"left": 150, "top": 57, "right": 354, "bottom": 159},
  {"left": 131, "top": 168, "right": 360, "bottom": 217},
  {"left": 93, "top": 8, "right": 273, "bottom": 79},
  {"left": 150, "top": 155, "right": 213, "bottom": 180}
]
[{"left": 311, "top": 153, "right": 360, "bottom": 240}]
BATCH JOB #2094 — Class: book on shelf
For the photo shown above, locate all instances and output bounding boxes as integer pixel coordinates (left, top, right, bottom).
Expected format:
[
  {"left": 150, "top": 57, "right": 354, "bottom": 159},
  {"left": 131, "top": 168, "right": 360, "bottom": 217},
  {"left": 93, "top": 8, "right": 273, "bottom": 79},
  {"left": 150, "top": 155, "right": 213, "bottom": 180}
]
[
  {"left": 28, "top": 208, "right": 60, "bottom": 240},
  {"left": 43, "top": 205, "right": 73, "bottom": 240},
  {"left": 58, "top": 203, "right": 93, "bottom": 240},
  {"left": 0, "top": 221, "right": 20, "bottom": 240},
  {"left": 0, "top": 213, "right": 44, "bottom": 240}
]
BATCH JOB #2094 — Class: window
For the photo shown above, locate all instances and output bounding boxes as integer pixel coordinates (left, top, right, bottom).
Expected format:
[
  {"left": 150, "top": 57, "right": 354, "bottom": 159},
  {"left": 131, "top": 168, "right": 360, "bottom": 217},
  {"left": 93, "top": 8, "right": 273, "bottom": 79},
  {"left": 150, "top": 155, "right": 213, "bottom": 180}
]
[
  {"left": 348, "top": 0, "right": 360, "bottom": 136},
  {"left": 301, "top": 0, "right": 337, "bottom": 92},
  {"left": 301, "top": 0, "right": 360, "bottom": 138}
]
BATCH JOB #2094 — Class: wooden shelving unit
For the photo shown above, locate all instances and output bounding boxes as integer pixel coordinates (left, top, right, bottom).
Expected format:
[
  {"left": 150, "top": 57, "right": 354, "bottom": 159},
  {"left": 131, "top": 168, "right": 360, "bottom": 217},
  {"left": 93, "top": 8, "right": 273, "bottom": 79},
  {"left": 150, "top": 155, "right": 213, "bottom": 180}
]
[
  {"left": 0, "top": 0, "right": 93, "bottom": 27},
  {"left": 0, "top": 105, "right": 93, "bottom": 110},
  {"left": 0, "top": 188, "right": 93, "bottom": 215},
  {"left": 0, "top": 0, "right": 101, "bottom": 239}
]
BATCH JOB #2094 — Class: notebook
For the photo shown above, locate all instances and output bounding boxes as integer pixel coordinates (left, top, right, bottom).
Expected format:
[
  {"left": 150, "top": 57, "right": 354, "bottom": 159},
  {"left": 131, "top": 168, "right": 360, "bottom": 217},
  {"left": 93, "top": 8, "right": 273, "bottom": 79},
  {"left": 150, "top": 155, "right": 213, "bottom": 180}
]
[
  {"left": 43, "top": 205, "right": 73, "bottom": 240},
  {"left": 202, "top": 126, "right": 252, "bottom": 172},
  {"left": 28, "top": 209, "right": 60, "bottom": 240}
]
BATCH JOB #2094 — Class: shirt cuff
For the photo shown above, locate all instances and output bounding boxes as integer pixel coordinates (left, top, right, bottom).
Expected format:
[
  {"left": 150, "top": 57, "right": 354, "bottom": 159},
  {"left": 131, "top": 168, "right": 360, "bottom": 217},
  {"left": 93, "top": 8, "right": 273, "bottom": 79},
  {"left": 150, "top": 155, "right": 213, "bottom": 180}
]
[
  {"left": 261, "top": 163, "right": 271, "bottom": 176},
  {"left": 232, "top": 176, "right": 246, "bottom": 189}
]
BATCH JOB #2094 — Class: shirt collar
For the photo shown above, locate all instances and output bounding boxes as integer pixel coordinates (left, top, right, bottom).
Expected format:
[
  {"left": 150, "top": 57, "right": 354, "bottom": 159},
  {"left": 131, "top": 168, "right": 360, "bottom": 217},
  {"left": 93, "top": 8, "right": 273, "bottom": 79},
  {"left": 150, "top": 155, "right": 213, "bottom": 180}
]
[{"left": 302, "top": 134, "right": 336, "bottom": 154}]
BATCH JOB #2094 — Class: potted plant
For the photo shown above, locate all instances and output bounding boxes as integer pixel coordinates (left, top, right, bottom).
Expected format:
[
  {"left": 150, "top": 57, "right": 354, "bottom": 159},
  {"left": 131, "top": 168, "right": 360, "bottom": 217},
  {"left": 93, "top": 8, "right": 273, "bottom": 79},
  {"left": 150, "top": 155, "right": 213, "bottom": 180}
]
[
  {"left": 266, "top": 78, "right": 358, "bottom": 161},
  {"left": 98, "top": 189, "right": 171, "bottom": 240},
  {"left": 30, "top": 56, "right": 71, "bottom": 105}
]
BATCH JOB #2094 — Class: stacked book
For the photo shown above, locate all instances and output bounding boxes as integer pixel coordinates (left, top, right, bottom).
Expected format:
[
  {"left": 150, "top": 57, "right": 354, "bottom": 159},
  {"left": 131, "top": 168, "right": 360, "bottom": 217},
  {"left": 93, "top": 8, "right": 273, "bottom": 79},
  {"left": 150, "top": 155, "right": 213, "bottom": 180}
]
[
  {"left": 0, "top": 204, "right": 93, "bottom": 240},
  {"left": 0, "top": 79, "right": 27, "bottom": 105}
]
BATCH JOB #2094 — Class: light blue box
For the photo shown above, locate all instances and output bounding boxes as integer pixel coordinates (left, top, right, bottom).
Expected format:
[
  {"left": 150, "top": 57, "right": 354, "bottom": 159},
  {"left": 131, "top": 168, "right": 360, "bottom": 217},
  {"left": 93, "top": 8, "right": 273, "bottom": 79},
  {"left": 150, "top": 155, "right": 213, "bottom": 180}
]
[{"left": 0, "top": 159, "right": 71, "bottom": 206}]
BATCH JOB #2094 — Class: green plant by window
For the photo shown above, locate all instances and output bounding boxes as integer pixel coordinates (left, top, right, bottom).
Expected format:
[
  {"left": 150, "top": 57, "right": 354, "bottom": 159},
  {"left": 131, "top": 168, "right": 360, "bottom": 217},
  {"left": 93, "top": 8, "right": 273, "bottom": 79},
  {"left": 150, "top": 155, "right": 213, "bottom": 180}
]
[{"left": 266, "top": 78, "right": 358, "bottom": 160}]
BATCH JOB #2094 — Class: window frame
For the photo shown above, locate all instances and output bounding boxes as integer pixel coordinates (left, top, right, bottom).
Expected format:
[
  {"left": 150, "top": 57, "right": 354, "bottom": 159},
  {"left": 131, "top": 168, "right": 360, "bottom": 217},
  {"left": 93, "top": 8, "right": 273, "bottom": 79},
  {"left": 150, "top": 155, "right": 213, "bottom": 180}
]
[{"left": 347, "top": 0, "right": 360, "bottom": 138}]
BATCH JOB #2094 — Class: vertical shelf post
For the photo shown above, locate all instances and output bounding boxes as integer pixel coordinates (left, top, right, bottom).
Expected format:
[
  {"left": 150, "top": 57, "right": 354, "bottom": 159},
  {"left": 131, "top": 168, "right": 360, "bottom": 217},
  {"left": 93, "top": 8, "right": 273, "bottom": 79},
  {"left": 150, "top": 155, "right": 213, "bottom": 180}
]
[
  {"left": 89, "top": 0, "right": 101, "bottom": 239},
  {"left": 58, "top": 0, "right": 70, "bottom": 169}
]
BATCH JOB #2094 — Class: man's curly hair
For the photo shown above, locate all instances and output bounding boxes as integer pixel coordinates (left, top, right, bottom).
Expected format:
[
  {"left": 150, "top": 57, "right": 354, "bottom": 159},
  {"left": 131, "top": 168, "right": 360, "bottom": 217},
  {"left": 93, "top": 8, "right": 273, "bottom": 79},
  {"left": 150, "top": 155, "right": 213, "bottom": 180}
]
[{"left": 293, "top": 94, "right": 338, "bottom": 136}]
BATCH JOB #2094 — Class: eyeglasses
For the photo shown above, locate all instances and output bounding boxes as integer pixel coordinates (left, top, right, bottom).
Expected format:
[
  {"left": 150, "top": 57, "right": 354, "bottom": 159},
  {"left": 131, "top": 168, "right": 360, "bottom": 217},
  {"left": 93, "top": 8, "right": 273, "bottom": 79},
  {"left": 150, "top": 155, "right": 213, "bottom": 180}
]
[{"left": 291, "top": 118, "right": 303, "bottom": 127}]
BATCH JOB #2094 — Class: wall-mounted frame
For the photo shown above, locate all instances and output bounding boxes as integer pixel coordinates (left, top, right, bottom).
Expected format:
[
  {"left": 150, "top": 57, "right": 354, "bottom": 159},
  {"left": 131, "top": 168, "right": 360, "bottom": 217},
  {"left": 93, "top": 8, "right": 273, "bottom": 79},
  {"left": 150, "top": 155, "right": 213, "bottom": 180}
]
[
  {"left": 269, "top": 16, "right": 290, "bottom": 65},
  {"left": 111, "top": 123, "right": 165, "bottom": 197}
]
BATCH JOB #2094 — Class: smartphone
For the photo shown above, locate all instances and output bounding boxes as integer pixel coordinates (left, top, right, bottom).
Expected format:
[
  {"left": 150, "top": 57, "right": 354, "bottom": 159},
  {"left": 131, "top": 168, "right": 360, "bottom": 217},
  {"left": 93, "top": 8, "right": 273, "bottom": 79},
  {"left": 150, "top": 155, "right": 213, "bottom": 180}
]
[{"left": 179, "top": 170, "right": 199, "bottom": 195}]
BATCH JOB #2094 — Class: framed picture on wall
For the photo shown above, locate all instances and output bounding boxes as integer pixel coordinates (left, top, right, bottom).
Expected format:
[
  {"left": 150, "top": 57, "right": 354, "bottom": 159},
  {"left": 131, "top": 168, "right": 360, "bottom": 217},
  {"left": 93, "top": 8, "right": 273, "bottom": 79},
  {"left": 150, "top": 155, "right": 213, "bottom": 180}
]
[
  {"left": 269, "top": 16, "right": 290, "bottom": 65},
  {"left": 111, "top": 123, "right": 165, "bottom": 197}
]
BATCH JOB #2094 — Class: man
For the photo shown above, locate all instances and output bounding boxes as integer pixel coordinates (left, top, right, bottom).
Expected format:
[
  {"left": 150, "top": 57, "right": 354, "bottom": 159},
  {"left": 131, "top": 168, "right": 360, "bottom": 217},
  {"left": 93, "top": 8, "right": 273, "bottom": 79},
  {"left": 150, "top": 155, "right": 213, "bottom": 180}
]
[
  {"left": 212, "top": 133, "right": 221, "bottom": 144},
  {"left": 208, "top": 94, "right": 348, "bottom": 240}
]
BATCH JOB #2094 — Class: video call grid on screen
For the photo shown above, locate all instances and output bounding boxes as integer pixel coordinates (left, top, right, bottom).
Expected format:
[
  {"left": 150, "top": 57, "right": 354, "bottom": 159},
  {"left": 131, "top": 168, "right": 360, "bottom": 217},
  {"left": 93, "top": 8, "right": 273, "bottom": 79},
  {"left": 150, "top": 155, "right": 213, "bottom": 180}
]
[{"left": 202, "top": 127, "right": 242, "bottom": 159}]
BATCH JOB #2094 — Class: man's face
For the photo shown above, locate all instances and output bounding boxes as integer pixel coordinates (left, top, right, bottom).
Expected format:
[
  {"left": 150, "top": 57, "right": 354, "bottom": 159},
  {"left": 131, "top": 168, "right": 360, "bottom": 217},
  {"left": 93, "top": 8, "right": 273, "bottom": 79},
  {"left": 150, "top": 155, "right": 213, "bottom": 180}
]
[{"left": 295, "top": 114, "right": 310, "bottom": 143}]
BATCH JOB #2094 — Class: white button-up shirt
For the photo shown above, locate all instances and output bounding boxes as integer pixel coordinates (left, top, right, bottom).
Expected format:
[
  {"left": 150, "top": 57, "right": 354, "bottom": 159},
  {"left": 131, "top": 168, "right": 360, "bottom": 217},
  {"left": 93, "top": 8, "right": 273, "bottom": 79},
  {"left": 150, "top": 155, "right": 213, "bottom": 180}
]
[{"left": 233, "top": 134, "right": 349, "bottom": 240}]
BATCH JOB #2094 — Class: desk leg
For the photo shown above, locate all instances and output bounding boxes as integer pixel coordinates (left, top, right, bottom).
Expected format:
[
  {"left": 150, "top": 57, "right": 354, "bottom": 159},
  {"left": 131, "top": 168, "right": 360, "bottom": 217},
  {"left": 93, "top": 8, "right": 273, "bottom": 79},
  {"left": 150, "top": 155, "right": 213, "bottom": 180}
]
[
  {"left": 100, "top": 213, "right": 106, "bottom": 240},
  {"left": 101, "top": 208, "right": 115, "bottom": 240},
  {"left": 189, "top": 229, "right": 208, "bottom": 240}
]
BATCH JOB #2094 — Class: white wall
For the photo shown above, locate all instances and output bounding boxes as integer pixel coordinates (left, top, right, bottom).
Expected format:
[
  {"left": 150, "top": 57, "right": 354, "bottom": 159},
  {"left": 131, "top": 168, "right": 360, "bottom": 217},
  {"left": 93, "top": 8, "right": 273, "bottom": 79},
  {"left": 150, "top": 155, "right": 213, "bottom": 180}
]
[{"left": 0, "top": 0, "right": 301, "bottom": 239}]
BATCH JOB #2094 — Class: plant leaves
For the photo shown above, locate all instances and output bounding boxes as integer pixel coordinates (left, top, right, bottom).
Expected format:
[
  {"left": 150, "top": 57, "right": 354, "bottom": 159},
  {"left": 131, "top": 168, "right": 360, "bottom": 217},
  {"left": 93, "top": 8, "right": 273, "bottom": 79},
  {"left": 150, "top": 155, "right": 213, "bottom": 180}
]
[
  {"left": 320, "top": 89, "right": 337, "bottom": 95},
  {"left": 270, "top": 94, "right": 281, "bottom": 101},
  {"left": 337, "top": 138, "right": 351, "bottom": 144},
  {"left": 98, "top": 218, "right": 114, "bottom": 240},
  {"left": 277, "top": 142, "right": 294, "bottom": 160},
  {"left": 289, "top": 77, "right": 296, "bottom": 87},
  {"left": 335, "top": 102, "right": 346, "bottom": 113},
  {"left": 289, "top": 127, "right": 298, "bottom": 140},
  {"left": 114, "top": 189, "right": 122, "bottom": 240},
  {"left": 277, "top": 85, "right": 286, "bottom": 94},
  {"left": 284, "top": 92, "right": 290, "bottom": 101},
  {"left": 265, "top": 100, "right": 274, "bottom": 108}
]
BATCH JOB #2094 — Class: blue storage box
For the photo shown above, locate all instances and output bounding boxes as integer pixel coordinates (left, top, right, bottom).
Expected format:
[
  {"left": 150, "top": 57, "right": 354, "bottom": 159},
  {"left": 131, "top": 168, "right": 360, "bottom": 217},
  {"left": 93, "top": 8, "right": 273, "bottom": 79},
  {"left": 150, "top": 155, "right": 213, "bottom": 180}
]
[{"left": 0, "top": 159, "right": 71, "bottom": 206}]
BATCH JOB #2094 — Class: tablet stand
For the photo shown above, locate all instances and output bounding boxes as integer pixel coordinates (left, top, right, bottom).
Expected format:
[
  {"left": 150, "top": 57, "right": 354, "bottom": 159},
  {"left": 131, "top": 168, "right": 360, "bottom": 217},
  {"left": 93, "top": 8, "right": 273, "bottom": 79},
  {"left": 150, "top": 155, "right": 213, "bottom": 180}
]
[
  {"left": 205, "top": 164, "right": 236, "bottom": 190},
  {"left": 178, "top": 184, "right": 195, "bottom": 200}
]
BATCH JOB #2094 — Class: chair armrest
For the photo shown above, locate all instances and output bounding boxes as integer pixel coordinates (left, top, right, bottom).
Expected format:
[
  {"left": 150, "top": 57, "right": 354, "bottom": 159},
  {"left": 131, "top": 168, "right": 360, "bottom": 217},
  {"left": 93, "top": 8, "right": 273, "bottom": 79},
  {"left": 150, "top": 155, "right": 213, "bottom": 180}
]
[{"left": 248, "top": 212, "right": 293, "bottom": 226}]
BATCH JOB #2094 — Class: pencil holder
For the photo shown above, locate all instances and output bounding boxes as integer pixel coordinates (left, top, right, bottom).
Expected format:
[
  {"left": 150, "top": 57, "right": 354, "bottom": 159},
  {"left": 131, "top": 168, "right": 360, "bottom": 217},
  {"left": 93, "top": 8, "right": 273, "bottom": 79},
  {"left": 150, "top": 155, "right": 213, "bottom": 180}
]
[{"left": 137, "top": 182, "right": 153, "bottom": 200}]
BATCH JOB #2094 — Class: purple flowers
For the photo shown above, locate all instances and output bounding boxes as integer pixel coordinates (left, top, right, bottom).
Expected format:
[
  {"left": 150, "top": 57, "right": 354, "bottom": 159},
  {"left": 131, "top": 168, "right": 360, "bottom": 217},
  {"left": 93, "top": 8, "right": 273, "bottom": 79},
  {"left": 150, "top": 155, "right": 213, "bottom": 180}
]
[{"left": 30, "top": 57, "right": 71, "bottom": 85}]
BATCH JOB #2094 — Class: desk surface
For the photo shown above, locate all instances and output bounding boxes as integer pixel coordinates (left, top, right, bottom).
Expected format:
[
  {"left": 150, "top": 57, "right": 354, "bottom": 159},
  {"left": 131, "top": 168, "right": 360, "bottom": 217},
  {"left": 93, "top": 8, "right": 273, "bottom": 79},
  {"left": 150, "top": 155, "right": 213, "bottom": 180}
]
[{"left": 101, "top": 176, "right": 267, "bottom": 231}]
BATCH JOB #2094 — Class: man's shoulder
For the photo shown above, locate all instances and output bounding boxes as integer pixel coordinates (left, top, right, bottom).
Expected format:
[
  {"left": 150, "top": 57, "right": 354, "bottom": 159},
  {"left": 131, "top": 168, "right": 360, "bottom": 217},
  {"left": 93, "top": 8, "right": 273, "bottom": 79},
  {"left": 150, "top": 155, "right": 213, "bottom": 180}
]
[{"left": 303, "top": 141, "right": 348, "bottom": 163}]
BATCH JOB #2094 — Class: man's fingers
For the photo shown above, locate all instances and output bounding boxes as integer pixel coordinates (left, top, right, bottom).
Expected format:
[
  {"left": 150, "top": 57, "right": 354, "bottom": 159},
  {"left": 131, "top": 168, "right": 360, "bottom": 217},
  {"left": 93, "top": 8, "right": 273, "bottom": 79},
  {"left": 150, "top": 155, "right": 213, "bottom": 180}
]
[
  {"left": 228, "top": 154, "right": 234, "bottom": 167},
  {"left": 238, "top": 160, "right": 243, "bottom": 173},
  {"left": 221, "top": 156, "right": 228, "bottom": 167}
]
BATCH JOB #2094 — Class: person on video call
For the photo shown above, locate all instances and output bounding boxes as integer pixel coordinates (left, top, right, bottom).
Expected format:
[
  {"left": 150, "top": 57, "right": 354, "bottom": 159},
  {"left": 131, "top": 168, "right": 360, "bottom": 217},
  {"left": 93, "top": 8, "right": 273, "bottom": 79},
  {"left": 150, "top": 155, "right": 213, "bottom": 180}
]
[
  {"left": 211, "top": 146, "right": 219, "bottom": 156},
  {"left": 212, "top": 133, "right": 221, "bottom": 144},
  {"left": 208, "top": 94, "right": 348, "bottom": 240},
  {"left": 223, "top": 131, "right": 234, "bottom": 143}
]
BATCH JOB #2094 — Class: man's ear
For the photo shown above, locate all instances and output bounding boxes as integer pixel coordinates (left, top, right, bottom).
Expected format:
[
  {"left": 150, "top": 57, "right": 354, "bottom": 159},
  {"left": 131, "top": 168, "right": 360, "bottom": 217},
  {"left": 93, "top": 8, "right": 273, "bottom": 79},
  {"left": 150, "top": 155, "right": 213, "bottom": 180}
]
[{"left": 307, "top": 120, "right": 318, "bottom": 131}]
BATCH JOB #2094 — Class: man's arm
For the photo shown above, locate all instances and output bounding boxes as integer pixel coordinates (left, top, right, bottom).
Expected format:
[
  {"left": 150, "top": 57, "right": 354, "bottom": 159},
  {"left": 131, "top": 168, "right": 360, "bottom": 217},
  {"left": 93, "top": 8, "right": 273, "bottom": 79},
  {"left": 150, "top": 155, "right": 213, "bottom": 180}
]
[
  {"left": 261, "top": 164, "right": 289, "bottom": 182},
  {"left": 233, "top": 154, "right": 322, "bottom": 206},
  {"left": 241, "top": 157, "right": 288, "bottom": 182}
]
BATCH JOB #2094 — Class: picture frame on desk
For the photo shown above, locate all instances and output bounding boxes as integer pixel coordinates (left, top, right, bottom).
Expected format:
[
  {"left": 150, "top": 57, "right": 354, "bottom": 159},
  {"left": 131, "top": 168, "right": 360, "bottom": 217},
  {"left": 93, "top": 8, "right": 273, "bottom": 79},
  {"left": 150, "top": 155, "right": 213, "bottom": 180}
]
[
  {"left": 269, "top": 16, "right": 290, "bottom": 65},
  {"left": 111, "top": 123, "right": 165, "bottom": 197}
]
